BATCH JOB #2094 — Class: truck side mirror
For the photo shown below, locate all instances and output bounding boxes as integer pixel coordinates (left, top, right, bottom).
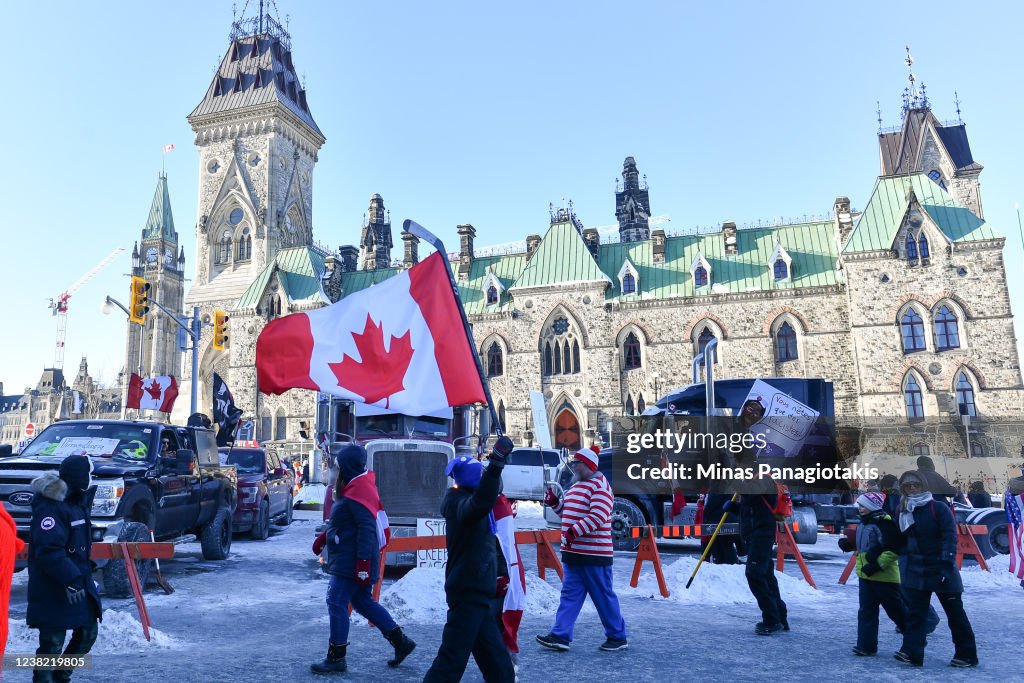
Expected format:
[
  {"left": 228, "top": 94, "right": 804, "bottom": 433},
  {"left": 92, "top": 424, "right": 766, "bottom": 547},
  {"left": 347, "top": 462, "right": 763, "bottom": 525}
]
[{"left": 172, "top": 449, "right": 195, "bottom": 475}]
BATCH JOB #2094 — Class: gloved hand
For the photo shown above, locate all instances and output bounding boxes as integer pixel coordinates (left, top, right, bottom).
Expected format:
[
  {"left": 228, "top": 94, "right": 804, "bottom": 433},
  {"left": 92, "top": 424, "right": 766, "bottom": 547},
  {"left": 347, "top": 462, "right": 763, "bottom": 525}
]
[
  {"left": 861, "top": 562, "right": 881, "bottom": 577},
  {"left": 837, "top": 537, "right": 853, "bottom": 552},
  {"left": 488, "top": 436, "right": 514, "bottom": 468},
  {"left": 496, "top": 575, "right": 510, "bottom": 597},
  {"left": 721, "top": 498, "right": 739, "bottom": 515},
  {"left": 544, "top": 487, "right": 559, "bottom": 507},
  {"left": 356, "top": 559, "right": 372, "bottom": 587},
  {"left": 66, "top": 585, "right": 86, "bottom": 605},
  {"left": 563, "top": 526, "right": 578, "bottom": 546},
  {"left": 312, "top": 531, "right": 327, "bottom": 556}
]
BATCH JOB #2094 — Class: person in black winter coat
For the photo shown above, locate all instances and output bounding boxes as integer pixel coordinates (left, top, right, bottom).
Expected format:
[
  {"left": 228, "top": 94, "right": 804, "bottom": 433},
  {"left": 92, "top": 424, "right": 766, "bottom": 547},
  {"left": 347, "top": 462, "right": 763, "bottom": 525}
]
[
  {"left": 310, "top": 444, "right": 415, "bottom": 675},
  {"left": 424, "top": 437, "right": 515, "bottom": 683},
  {"left": 27, "top": 455, "right": 102, "bottom": 683},
  {"left": 895, "top": 470, "right": 978, "bottom": 668},
  {"left": 967, "top": 481, "right": 992, "bottom": 509}
]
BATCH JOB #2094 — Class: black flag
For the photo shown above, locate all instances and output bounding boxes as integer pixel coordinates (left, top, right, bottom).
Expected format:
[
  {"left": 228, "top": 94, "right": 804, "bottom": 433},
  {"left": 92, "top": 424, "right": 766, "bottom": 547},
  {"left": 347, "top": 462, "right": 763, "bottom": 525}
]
[{"left": 213, "top": 372, "right": 243, "bottom": 447}]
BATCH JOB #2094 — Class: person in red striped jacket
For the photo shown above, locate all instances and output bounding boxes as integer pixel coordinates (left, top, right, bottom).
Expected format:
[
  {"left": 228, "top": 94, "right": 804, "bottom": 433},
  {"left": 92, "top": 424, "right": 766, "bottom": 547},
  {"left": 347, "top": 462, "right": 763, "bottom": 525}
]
[{"left": 537, "top": 445, "right": 628, "bottom": 653}]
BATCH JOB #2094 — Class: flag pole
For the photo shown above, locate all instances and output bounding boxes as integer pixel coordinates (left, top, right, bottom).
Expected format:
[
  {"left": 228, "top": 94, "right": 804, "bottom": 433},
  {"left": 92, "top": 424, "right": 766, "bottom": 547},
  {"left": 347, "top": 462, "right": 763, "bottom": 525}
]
[{"left": 403, "top": 219, "right": 503, "bottom": 439}]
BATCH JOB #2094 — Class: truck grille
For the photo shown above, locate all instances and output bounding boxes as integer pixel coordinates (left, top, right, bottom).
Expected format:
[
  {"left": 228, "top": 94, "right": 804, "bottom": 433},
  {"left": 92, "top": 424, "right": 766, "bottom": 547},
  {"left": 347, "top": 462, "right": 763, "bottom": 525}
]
[{"left": 372, "top": 449, "right": 449, "bottom": 519}]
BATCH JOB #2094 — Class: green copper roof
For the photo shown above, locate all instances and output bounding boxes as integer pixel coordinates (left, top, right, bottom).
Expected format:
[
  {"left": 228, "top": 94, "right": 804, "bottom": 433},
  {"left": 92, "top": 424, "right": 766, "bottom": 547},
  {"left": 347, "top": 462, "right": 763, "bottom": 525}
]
[
  {"left": 843, "top": 173, "right": 995, "bottom": 253},
  {"left": 510, "top": 221, "right": 609, "bottom": 289},
  {"left": 235, "top": 246, "right": 329, "bottom": 309},
  {"left": 142, "top": 174, "right": 177, "bottom": 243},
  {"left": 339, "top": 266, "right": 402, "bottom": 297}
]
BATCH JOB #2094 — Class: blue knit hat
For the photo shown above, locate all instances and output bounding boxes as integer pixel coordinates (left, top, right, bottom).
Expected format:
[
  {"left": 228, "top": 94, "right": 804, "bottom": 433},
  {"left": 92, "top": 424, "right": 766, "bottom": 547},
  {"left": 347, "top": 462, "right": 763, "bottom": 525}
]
[
  {"left": 334, "top": 444, "right": 367, "bottom": 483},
  {"left": 446, "top": 456, "right": 483, "bottom": 489}
]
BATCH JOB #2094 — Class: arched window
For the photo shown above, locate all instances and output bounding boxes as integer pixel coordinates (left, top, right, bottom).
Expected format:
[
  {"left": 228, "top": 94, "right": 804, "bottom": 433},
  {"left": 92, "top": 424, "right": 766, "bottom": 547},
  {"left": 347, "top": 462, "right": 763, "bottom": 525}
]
[
  {"left": 259, "top": 410, "right": 272, "bottom": 442},
  {"left": 773, "top": 259, "right": 788, "bottom": 280},
  {"left": 905, "top": 233, "right": 918, "bottom": 263},
  {"left": 563, "top": 342, "right": 571, "bottom": 374},
  {"left": 625, "top": 395, "right": 634, "bottom": 416},
  {"left": 237, "top": 228, "right": 251, "bottom": 261},
  {"left": 918, "top": 234, "right": 930, "bottom": 264},
  {"left": 900, "top": 309, "right": 926, "bottom": 352},
  {"left": 698, "top": 327, "right": 716, "bottom": 360},
  {"left": 275, "top": 412, "right": 287, "bottom": 440},
  {"left": 540, "top": 310, "right": 582, "bottom": 379},
  {"left": 903, "top": 374, "right": 924, "bottom": 420},
  {"left": 622, "top": 273, "right": 636, "bottom": 294},
  {"left": 637, "top": 395, "right": 646, "bottom": 413},
  {"left": 218, "top": 232, "right": 232, "bottom": 264},
  {"left": 497, "top": 402, "right": 506, "bottom": 432},
  {"left": 623, "top": 332, "right": 641, "bottom": 370},
  {"left": 572, "top": 340, "right": 580, "bottom": 373},
  {"left": 486, "top": 342, "right": 503, "bottom": 377},
  {"left": 694, "top": 266, "right": 708, "bottom": 287},
  {"left": 934, "top": 305, "right": 960, "bottom": 350},
  {"left": 553, "top": 342, "right": 562, "bottom": 374},
  {"left": 955, "top": 371, "right": 976, "bottom": 416},
  {"left": 971, "top": 442, "right": 985, "bottom": 457},
  {"left": 775, "top": 322, "right": 798, "bottom": 361},
  {"left": 912, "top": 442, "right": 930, "bottom": 457},
  {"left": 544, "top": 342, "right": 553, "bottom": 376},
  {"left": 486, "top": 286, "right": 498, "bottom": 305}
]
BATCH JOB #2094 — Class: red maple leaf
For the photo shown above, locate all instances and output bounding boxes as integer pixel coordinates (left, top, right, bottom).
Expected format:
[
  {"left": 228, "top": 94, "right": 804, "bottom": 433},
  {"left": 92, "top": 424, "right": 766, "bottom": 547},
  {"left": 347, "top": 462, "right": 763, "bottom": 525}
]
[
  {"left": 143, "top": 380, "right": 162, "bottom": 401},
  {"left": 328, "top": 314, "right": 414, "bottom": 407}
]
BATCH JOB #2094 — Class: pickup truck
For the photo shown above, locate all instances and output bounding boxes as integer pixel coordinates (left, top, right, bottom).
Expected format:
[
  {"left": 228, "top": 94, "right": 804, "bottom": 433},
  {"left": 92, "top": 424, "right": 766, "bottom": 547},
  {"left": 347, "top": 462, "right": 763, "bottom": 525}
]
[{"left": 0, "top": 419, "right": 238, "bottom": 596}]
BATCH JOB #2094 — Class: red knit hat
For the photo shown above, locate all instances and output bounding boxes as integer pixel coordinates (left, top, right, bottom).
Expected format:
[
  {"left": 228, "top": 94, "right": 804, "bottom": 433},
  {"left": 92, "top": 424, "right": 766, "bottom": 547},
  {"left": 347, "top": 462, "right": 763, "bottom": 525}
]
[{"left": 572, "top": 445, "right": 601, "bottom": 472}]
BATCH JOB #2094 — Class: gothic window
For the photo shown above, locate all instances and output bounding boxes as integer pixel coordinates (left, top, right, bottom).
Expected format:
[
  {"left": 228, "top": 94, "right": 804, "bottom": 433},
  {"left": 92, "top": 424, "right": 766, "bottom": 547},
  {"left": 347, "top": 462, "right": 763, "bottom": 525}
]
[
  {"left": 625, "top": 395, "right": 634, "bottom": 416},
  {"left": 955, "top": 371, "right": 977, "bottom": 417},
  {"left": 563, "top": 343, "right": 571, "bottom": 375},
  {"left": 623, "top": 332, "right": 641, "bottom": 370},
  {"left": 971, "top": 442, "right": 985, "bottom": 457},
  {"left": 918, "top": 234, "right": 930, "bottom": 265},
  {"left": 934, "top": 306, "right": 960, "bottom": 350},
  {"left": 553, "top": 342, "right": 562, "bottom": 374},
  {"left": 497, "top": 402, "right": 506, "bottom": 433},
  {"left": 218, "top": 232, "right": 232, "bottom": 264},
  {"left": 637, "top": 395, "right": 646, "bottom": 413},
  {"left": 486, "top": 342, "right": 503, "bottom": 377},
  {"left": 776, "top": 322, "right": 798, "bottom": 361},
  {"left": 237, "top": 228, "right": 251, "bottom": 261},
  {"left": 275, "top": 412, "right": 287, "bottom": 440},
  {"left": 544, "top": 342, "right": 553, "bottom": 376},
  {"left": 903, "top": 374, "right": 924, "bottom": 420},
  {"left": 694, "top": 266, "right": 708, "bottom": 287},
  {"left": 912, "top": 442, "right": 930, "bottom": 457},
  {"left": 698, "top": 327, "right": 717, "bottom": 360},
  {"left": 486, "top": 286, "right": 498, "bottom": 305},
  {"left": 572, "top": 340, "right": 580, "bottom": 373},
  {"left": 774, "top": 259, "right": 789, "bottom": 280},
  {"left": 905, "top": 233, "right": 918, "bottom": 263},
  {"left": 622, "top": 273, "right": 636, "bottom": 294},
  {"left": 900, "top": 309, "right": 926, "bottom": 353},
  {"left": 541, "top": 312, "right": 582, "bottom": 378},
  {"left": 552, "top": 318, "right": 569, "bottom": 335},
  {"left": 259, "top": 410, "right": 272, "bottom": 442},
  {"left": 229, "top": 208, "right": 244, "bottom": 225}
]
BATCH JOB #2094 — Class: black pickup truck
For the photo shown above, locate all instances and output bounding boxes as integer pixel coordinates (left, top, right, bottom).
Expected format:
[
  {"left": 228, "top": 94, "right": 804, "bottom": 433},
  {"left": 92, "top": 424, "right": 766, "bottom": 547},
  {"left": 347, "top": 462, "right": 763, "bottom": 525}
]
[{"left": 0, "top": 419, "right": 237, "bottom": 596}]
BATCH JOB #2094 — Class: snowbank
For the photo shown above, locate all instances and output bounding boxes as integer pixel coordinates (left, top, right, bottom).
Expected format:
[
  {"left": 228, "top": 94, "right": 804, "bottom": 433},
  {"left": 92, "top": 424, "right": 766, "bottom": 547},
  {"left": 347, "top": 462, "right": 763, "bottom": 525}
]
[
  {"left": 7, "top": 610, "right": 180, "bottom": 654},
  {"left": 515, "top": 501, "right": 544, "bottom": 523},
  {"left": 627, "top": 557, "right": 828, "bottom": 605},
  {"left": 961, "top": 553, "right": 1024, "bottom": 590}
]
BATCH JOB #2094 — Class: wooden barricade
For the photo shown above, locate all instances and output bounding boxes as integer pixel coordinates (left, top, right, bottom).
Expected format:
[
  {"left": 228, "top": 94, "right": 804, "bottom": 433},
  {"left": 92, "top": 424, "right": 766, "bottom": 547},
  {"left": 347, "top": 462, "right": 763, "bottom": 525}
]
[
  {"left": 628, "top": 525, "right": 669, "bottom": 598},
  {"left": 775, "top": 522, "right": 816, "bottom": 589}
]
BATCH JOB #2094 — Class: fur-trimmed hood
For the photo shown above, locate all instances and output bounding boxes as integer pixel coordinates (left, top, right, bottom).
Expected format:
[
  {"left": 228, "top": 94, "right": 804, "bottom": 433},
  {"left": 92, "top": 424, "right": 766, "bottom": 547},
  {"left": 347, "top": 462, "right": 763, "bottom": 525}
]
[{"left": 32, "top": 471, "right": 68, "bottom": 502}]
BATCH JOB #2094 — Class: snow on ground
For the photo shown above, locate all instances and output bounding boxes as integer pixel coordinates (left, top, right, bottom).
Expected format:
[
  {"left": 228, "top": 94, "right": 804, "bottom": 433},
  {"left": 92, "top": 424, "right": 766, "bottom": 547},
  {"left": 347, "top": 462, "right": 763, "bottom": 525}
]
[
  {"left": 513, "top": 501, "right": 545, "bottom": 528},
  {"left": 7, "top": 610, "right": 180, "bottom": 654}
]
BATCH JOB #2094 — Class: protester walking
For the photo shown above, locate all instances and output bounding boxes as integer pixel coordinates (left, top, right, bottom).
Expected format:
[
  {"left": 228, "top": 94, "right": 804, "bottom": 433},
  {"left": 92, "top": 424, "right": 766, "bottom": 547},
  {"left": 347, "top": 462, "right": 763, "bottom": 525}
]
[
  {"left": 537, "top": 445, "right": 628, "bottom": 653},
  {"left": 895, "top": 470, "right": 978, "bottom": 668},
  {"left": 27, "top": 455, "right": 102, "bottom": 683},
  {"left": 423, "top": 438, "right": 515, "bottom": 683},
  {"left": 837, "top": 492, "right": 905, "bottom": 656},
  {"left": 310, "top": 444, "right": 415, "bottom": 675},
  {"left": 967, "top": 481, "right": 992, "bottom": 509}
]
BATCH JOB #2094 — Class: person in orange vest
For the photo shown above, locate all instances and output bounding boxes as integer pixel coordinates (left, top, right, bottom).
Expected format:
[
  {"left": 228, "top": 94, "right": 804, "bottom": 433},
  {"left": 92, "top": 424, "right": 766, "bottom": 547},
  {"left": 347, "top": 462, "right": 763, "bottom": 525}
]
[{"left": 0, "top": 503, "right": 26, "bottom": 664}]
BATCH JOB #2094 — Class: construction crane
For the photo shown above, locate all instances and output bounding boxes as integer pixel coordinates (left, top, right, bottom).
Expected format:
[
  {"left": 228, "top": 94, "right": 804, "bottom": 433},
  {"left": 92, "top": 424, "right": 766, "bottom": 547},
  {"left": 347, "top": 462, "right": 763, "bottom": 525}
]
[{"left": 49, "top": 246, "right": 126, "bottom": 370}]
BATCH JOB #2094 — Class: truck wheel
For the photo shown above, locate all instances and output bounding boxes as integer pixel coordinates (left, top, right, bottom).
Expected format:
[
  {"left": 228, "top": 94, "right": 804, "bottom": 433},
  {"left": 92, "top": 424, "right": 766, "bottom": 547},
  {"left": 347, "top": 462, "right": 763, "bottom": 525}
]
[
  {"left": 250, "top": 500, "right": 270, "bottom": 541},
  {"left": 964, "top": 509, "right": 1009, "bottom": 558},
  {"left": 281, "top": 493, "right": 293, "bottom": 526},
  {"left": 611, "top": 497, "right": 645, "bottom": 552},
  {"left": 101, "top": 521, "right": 152, "bottom": 598},
  {"left": 201, "top": 505, "right": 233, "bottom": 560}
]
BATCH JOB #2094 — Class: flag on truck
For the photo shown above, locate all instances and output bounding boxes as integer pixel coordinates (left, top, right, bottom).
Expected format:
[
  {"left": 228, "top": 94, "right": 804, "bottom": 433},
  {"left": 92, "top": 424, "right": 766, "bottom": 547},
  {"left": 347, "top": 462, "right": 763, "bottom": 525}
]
[
  {"left": 256, "top": 252, "right": 487, "bottom": 414},
  {"left": 126, "top": 374, "right": 178, "bottom": 413},
  {"left": 212, "top": 372, "right": 243, "bottom": 447}
]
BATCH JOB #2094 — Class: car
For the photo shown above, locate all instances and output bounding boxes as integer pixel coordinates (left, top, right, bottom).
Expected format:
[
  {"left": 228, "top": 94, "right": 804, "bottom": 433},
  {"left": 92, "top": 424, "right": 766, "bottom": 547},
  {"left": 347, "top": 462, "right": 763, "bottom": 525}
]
[
  {"left": 219, "top": 447, "right": 294, "bottom": 539},
  {"left": 501, "top": 447, "right": 564, "bottom": 502}
]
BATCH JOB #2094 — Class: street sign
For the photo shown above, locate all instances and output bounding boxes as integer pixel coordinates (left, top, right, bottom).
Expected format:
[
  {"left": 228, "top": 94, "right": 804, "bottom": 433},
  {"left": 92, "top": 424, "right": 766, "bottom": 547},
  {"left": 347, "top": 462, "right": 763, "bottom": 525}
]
[{"left": 24, "top": 423, "right": 35, "bottom": 438}]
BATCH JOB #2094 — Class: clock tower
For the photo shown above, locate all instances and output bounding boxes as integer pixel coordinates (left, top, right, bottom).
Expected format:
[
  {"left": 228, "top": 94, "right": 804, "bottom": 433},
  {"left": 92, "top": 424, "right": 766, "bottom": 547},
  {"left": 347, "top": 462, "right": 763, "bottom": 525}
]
[{"left": 125, "top": 172, "right": 185, "bottom": 381}]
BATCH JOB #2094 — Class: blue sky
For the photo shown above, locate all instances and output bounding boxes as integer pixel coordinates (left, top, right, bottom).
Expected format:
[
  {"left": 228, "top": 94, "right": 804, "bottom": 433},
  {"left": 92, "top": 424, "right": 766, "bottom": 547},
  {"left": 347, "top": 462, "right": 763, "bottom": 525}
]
[{"left": 1, "top": 1, "right": 1021, "bottom": 392}]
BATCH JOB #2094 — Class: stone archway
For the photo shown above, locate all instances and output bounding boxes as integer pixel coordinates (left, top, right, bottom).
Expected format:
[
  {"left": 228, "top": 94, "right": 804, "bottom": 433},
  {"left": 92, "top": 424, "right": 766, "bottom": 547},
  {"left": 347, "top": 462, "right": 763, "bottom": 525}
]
[{"left": 554, "top": 409, "right": 581, "bottom": 451}]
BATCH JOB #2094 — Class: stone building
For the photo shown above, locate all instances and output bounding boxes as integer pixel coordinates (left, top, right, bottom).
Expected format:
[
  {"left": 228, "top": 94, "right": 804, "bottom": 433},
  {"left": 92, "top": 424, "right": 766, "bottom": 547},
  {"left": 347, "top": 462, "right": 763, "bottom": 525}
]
[{"left": 170, "top": 10, "right": 1021, "bottom": 460}]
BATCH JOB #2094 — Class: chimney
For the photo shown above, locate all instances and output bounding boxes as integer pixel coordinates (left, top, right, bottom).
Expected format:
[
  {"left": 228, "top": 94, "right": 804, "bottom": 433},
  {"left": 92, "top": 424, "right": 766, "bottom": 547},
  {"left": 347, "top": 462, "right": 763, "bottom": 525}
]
[
  {"left": 722, "top": 221, "right": 738, "bottom": 255},
  {"left": 402, "top": 230, "right": 420, "bottom": 267},
  {"left": 834, "top": 196, "right": 854, "bottom": 248},
  {"left": 339, "top": 245, "right": 359, "bottom": 272},
  {"left": 526, "top": 234, "right": 541, "bottom": 261},
  {"left": 322, "top": 256, "right": 343, "bottom": 302},
  {"left": 652, "top": 229, "right": 666, "bottom": 264},
  {"left": 582, "top": 228, "right": 600, "bottom": 259},
  {"left": 456, "top": 224, "right": 476, "bottom": 278}
]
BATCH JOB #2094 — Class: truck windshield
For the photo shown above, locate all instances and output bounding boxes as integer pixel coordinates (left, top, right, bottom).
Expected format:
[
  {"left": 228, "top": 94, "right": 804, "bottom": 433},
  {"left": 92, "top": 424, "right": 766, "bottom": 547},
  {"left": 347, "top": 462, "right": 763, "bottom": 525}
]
[
  {"left": 225, "top": 450, "right": 265, "bottom": 474},
  {"left": 21, "top": 423, "right": 154, "bottom": 460},
  {"left": 355, "top": 415, "right": 452, "bottom": 440}
]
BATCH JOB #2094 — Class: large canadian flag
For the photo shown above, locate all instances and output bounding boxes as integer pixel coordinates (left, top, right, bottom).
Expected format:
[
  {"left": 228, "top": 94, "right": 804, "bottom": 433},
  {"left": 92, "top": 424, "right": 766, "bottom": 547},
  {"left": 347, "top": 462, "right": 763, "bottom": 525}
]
[
  {"left": 126, "top": 374, "right": 179, "bottom": 413},
  {"left": 256, "top": 252, "right": 486, "bottom": 414}
]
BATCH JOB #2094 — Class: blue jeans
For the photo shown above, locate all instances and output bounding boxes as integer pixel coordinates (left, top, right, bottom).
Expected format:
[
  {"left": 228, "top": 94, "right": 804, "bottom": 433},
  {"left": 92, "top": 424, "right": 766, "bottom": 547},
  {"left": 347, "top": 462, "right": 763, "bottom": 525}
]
[
  {"left": 325, "top": 574, "right": 397, "bottom": 645},
  {"left": 551, "top": 563, "right": 627, "bottom": 641}
]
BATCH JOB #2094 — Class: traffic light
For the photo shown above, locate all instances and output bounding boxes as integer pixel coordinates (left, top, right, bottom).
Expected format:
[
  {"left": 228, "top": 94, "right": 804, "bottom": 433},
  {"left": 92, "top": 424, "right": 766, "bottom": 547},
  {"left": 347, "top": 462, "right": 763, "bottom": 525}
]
[
  {"left": 212, "top": 310, "right": 229, "bottom": 350},
  {"left": 128, "top": 276, "right": 150, "bottom": 324}
]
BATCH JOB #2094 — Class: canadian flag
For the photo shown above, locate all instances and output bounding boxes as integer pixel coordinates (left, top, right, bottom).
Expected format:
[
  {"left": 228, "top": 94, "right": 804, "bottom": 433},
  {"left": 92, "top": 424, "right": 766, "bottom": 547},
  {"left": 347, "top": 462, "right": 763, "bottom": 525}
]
[
  {"left": 256, "top": 252, "right": 486, "bottom": 413},
  {"left": 494, "top": 494, "right": 526, "bottom": 653},
  {"left": 126, "top": 373, "right": 179, "bottom": 413},
  {"left": 163, "top": 143, "right": 174, "bottom": 153}
]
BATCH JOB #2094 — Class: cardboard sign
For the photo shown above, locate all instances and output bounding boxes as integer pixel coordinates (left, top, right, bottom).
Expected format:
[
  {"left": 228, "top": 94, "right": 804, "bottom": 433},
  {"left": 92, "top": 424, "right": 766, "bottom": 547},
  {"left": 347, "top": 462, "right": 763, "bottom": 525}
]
[
  {"left": 530, "top": 391, "right": 553, "bottom": 449},
  {"left": 52, "top": 437, "right": 121, "bottom": 457},
  {"left": 416, "top": 518, "right": 448, "bottom": 568},
  {"left": 742, "top": 380, "right": 819, "bottom": 458}
]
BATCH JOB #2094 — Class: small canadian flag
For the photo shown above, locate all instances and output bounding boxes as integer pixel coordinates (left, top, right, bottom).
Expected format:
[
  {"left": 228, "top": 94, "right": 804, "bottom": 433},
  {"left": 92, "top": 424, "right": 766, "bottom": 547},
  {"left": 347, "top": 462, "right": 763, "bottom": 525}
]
[
  {"left": 126, "top": 374, "right": 179, "bottom": 413},
  {"left": 163, "top": 143, "right": 174, "bottom": 154}
]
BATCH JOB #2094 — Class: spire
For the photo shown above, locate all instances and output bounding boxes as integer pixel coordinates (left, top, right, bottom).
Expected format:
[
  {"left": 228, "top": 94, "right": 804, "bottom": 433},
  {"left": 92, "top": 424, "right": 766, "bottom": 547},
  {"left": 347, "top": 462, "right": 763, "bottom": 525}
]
[
  {"left": 615, "top": 156, "right": 652, "bottom": 242},
  {"left": 142, "top": 173, "right": 177, "bottom": 243},
  {"left": 901, "top": 46, "right": 929, "bottom": 115}
]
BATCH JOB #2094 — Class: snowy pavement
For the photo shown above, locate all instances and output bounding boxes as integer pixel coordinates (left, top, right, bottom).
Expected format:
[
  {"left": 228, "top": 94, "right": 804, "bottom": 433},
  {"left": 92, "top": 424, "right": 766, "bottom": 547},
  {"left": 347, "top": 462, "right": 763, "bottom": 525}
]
[{"left": 4, "top": 506, "right": 1022, "bottom": 682}]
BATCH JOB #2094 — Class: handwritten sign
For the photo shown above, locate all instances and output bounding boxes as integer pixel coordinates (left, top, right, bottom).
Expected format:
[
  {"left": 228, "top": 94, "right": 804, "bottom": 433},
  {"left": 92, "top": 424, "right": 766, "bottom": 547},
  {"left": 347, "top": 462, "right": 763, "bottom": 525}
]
[
  {"left": 743, "top": 380, "right": 819, "bottom": 458},
  {"left": 416, "top": 518, "right": 448, "bottom": 568},
  {"left": 52, "top": 437, "right": 120, "bottom": 457}
]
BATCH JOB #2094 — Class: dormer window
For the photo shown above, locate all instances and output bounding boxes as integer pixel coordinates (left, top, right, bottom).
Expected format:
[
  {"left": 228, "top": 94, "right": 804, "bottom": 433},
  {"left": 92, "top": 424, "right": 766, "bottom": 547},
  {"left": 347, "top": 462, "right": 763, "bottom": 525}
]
[
  {"left": 690, "top": 252, "right": 712, "bottom": 290},
  {"left": 927, "top": 169, "right": 947, "bottom": 191},
  {"left": 486, "top": 286, "right": 498, "bottom": 305},
  {"left": 481, "top": 270, "right": 504, "bottom": 306},
  {"left": 622, "top": 273, "right": 636, "bottom": 294},
  {"left": 617, "top": 259, "right": 640, "bottom": 296},
  {"left": 773, "top": 259, "right": 788, "bottom": 280},
  {"left": 694, "top": 266, "right": 708, "bottom": 287}
]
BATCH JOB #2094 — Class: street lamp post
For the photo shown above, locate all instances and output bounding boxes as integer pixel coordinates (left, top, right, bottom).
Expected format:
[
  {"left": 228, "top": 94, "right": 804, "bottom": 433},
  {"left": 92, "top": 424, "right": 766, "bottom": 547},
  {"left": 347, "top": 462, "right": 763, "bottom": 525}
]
[{"left": 104, "top": 296, "right": 204, "bottom": 416}]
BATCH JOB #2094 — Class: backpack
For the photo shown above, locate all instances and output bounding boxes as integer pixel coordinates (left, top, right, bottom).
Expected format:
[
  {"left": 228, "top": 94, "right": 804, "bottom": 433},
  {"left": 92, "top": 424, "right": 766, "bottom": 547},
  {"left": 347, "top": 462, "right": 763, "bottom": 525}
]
[{"left": 762, "top": 482, "right": 793, "bottom": 520}]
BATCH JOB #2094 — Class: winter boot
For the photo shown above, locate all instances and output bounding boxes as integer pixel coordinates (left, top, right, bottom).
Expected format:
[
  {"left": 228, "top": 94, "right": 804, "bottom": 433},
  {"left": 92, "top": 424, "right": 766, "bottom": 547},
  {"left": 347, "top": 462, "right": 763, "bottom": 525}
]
[
  {"left": 385, "top": 627, "right": 416, "bottom": 667},
  {"left": 311, "top": 642, "right": 347, "bottom": 675}
]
